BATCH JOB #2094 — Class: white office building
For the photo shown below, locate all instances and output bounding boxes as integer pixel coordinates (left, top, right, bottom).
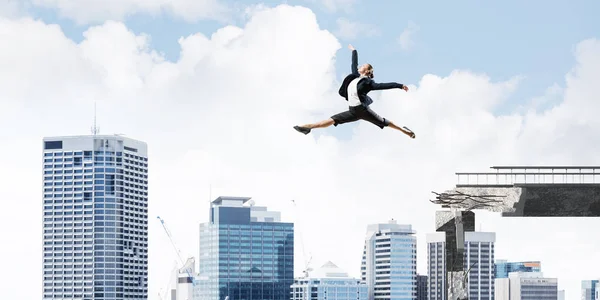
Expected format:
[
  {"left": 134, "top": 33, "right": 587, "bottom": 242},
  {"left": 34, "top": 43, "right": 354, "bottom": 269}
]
[
  {"left": 361, "top": 220, "right": 417, "bottom": 300},
  {"left": 176, "top": 258, "right": 196, "bottom": 300},
  {"left": 557, "top": 289, "right": 564, "bottom": 300},
  {"left": 160, "top": 257, "right": 197, "bottom": 300},
  {"left": 426, "top": 231, "right": 495, "bottom": 300},
  {"left": 42, "top": 135, "right": 149, "bottom": 300},
  {"left": 494, "top": 272, "right": 557, "bottom": 300},
  {"left": 291, "top": 261, "right": 368, "bottom": 300}
]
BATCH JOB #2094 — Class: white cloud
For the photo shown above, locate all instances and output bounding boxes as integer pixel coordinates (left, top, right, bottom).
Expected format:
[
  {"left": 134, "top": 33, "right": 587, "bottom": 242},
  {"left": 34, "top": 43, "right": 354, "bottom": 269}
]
[
  {"left": 334, "top": 17, "right": 379, "bottom": 40},
  {"left": 517, "top": 82, "right": 563, "bottom": 114},
  {"left": 398, "top": 21, "right": 419, "bottom": 51},
  {"left": 1, "top": 5, "right": 600, "bottom": 300},
  {"left": 30, "top": 0, "right": 230, "bottom": 24}
]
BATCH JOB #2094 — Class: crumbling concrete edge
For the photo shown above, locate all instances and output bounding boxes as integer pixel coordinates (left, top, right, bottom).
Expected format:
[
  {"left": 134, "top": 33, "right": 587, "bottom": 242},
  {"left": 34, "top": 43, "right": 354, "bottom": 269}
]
[{"left": 439, "top": 186, "right": 524, "bottom": 214}]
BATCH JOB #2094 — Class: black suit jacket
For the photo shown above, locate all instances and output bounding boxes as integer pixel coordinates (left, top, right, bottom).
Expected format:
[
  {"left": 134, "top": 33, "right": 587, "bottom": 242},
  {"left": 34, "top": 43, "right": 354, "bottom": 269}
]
[{"left": 338, "top": 50, "right": 405, "bottom": 106}]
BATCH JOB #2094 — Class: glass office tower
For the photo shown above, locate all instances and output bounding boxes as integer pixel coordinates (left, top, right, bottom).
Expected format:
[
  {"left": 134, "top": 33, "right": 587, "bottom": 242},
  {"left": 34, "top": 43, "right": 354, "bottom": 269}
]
[
  {"left": 582, "top": 280, "right": 599, "bottom": 300},
  {"left": 196, "top": 196, "right": 294, "bottom": 300},
  {"left": 361, "top": 220, "right": 417, "bottom": 300},
  {"left": 495, "top": 260, "right": 541, "bottom": 278},
  {"left": 42, "top": 135, "right": 148, "bottom": 300}
]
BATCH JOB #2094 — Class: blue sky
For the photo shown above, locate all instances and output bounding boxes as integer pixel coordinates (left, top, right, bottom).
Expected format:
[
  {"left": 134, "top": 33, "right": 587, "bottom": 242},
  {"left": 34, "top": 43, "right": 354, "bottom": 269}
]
[{"left": 26, "top": 0, "right": 599, "bottom": 138}]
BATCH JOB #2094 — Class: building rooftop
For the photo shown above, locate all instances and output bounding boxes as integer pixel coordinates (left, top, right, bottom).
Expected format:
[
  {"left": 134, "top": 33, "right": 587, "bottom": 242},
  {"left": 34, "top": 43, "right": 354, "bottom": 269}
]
[
  {"left": 455, "top": 165, "right": 600, "bottom": 186},
  {"left": 310, "top": 261, "right": 351, "bottom": 279},
  {"left": 211, "top": 196, "right": 252, "bottom": 205}
]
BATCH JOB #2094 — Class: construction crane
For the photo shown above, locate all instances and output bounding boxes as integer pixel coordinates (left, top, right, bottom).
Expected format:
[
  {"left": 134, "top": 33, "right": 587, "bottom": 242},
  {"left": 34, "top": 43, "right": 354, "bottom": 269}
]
[
  {"left": 291, "top": 200, "right": 313, "bottom": 278},
  {"left": 157, "top": 216, "right": 197, "bottom": 286}
]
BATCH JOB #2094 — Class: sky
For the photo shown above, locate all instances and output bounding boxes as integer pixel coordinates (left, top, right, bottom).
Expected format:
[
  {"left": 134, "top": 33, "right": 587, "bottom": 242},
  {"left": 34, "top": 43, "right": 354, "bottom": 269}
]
[{"left": 0, "top": 0, "right": 599, "bottom": 299}]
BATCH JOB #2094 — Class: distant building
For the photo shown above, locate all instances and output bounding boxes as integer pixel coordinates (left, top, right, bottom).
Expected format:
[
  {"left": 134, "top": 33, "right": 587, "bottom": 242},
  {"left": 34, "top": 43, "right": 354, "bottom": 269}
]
[
  {"left": 161, "top": 258, "right": 196, "bottom": 300},
  {"left": 557, "top": 289, "right": 564, "bottom": 300},
  {"left": 427, "top": 231, "right": 496, "bottom": 300},
  {"left": 176, "top": 258, "right": 195, "bottom": 300},
  {"left": 582, "top": 280, "right": 599, "bottom": 300},
  {"left": 494, "top": 272, "right": 557, "bottom": 300},
  {"left": 495, "top": 260, "right": 541, "bottom": 278},
  {"left": 290, "top": 261, "right": 368, "bottom": 300},
  {"left": 416, "top": 274, "right": 427, "bottom": 300},
  {"left": 195, "top": 196, "right": 294, "bottom": 300},
  {"left": 361, "top": 220, "right": 417, "bottom": 299}
]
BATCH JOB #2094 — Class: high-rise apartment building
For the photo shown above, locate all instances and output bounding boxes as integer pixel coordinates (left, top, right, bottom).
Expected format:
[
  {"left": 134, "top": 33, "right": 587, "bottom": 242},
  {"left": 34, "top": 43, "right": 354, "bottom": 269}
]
[
  {"left": 361, "top": 220, "right": 417, "bottom": 300},
  {"left": 42, "top": 135, "right": 149, "bottom": 300},
  {"left": 291, "top": 261, "right": 368, "bottom": 300},
  {"left": 196, "top": 196, "right": 294, "bottom": 300},
  {"left": 582, "top": 280, "right": 599, "bottom": 300},
  {"left": 495, "top": 261, "right": 541, "bottom": 278},
  {"left": 426, "top": 231, "right": 495, "bottom": 300},
  {"left": 494, "top": 272, "right": 557, "bottom": 300},
  {"left": 416, "top": 274, "right": 428, "bottom": 300}
]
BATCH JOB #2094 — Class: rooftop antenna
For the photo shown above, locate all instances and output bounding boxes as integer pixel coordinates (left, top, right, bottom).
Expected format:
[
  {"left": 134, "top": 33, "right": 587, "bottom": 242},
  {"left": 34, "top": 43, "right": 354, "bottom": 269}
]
[{"left": 91, "top": 101, "right": 99, "bottom": 135}]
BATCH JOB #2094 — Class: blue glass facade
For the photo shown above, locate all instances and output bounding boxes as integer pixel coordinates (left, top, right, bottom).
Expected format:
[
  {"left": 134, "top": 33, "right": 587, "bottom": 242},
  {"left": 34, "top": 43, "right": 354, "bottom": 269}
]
[
  {"left": 197, "top": 199, "right": 294, "bottom": 300},
  {"left": 582, "top": 280, "right": 599, "bottom": 300},
  {"left": 361, "top": 223, "right": 417, "bottom": 300},
  {"left": 42, "top": 136, "right": 148, "bottom": 300},
  {"left": 494, "top": 261, "right": 541, "bottom": 278}
]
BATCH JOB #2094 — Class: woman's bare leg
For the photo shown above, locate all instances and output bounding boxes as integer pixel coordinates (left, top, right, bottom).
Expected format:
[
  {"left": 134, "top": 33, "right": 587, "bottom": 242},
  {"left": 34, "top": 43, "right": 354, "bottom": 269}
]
[
  {"left": 387, "top": 121, "right": 416, "bottom": 138},
  {"left": 301, "top": 118, "right": 335, "bottom": 129},
  {"left": 293, "top": 118, "right": 335, "bottom": 135}
]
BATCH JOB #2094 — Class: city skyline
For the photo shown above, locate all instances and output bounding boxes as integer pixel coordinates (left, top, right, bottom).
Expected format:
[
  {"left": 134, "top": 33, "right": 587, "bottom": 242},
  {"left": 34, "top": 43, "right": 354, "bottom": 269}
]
[
  {"left": 36, "top": 133, "right": 600, "bottom": 300},
  {"left": 38, "top": 133, "right": 598, "bottom": 300},
  {"left": 2, "top": 0, "right": 600, "bottom": 299}
]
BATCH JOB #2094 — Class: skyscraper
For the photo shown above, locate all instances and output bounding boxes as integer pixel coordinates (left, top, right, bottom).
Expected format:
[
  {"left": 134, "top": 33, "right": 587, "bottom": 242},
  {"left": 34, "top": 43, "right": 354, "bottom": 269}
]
[
  {"left": 426, "top": 231, "right": 495, "bottom": 300},
  {"left": 361, "top": 220, "right": 417, "bottom": 300},
  {"left": 42, "top": 135, "right": 149, "bottom": 300},
  {"left": 494, "top": 260, "right": 541, "bottom": 278},
  {"left": 582, "top": 280, "right": 599, "bottom": 300},
  {"left": 196, "top": 196, "right": 294, "bottom": 300},
  {"left": 290, "top": 261, "right": 368, "bottom": 300}
]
